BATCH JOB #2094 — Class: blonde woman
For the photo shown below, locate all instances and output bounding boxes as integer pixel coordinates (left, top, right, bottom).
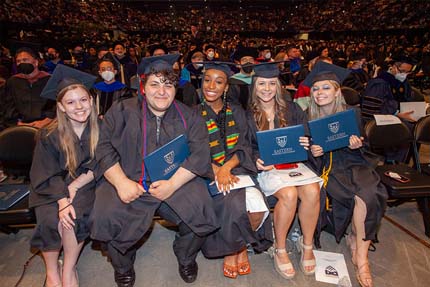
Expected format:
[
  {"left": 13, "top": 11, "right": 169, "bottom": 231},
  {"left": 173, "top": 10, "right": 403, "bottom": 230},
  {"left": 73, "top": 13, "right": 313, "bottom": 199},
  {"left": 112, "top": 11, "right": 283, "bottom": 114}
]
[
  {"left": 308, "top": 67, "right": 387, "bottom": 287},
  {"left": 249, "top": 62, "right": 322, "bottom": 280},
  {"left": 30, "top": 66, "right": 98, "bottom": 287}
]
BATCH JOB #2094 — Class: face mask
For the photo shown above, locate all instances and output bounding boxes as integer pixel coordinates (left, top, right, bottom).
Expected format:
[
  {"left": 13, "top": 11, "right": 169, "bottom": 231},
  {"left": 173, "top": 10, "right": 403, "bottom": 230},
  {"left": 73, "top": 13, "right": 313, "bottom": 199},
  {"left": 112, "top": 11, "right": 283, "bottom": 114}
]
[
  {"left": 101, "top": 71, "right": 115, "bottom": 82},
  {"left": 48, "top": 54, "right": 56, "bottom": 60},
  {"left": 242, "top": 63, "right": 253, "bottom": 74},
  {"left": 265, "top": 52, "right": 271, "bottom": 59},
  {"left": 195, "top": 63, "right": 203, "bottom": 68},
  {"left": 395, "top": 72, "right": 408, "bottom": 82},
  {"left": 207, "top": 51, "right": 215, "bottom": 59},
  {"left": 115, "top": 52, "right": 125, "bottom": 58},
  {"left": 17, "top": 63, "right": 35, "bottom": 75}
]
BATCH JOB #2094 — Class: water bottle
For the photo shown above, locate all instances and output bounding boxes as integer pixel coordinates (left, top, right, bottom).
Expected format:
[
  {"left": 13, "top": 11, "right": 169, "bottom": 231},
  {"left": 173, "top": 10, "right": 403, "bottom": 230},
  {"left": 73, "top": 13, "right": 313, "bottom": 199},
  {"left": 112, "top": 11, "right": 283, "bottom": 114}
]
[
  {"left": 290, "top": 227, "right": 301, "bottom": 243},
  {"left": 337, "top": 276, "right": 352, "bottom": 287}
]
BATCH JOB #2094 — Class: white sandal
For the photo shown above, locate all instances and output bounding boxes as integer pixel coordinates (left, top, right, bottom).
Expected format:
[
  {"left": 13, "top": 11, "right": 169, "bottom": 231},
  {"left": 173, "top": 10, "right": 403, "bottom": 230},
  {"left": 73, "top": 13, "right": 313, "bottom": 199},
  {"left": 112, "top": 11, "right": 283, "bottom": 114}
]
[
  {"left": 269, "top": 247, "right": 295, "bottom": 279},
  {"left": 296, "top": 236, "right": 316, "bottom": 275}
]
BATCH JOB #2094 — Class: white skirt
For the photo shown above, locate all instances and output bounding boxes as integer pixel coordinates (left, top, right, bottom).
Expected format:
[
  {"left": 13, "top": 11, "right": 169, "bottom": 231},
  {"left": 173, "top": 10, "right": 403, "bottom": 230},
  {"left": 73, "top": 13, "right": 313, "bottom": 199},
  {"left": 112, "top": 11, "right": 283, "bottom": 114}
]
[
  {"left": 257, "top": 163, "right": 323, "bottom": 197},
  {"left": 245, "top": 186, "right": 269, "bottom": 230}
]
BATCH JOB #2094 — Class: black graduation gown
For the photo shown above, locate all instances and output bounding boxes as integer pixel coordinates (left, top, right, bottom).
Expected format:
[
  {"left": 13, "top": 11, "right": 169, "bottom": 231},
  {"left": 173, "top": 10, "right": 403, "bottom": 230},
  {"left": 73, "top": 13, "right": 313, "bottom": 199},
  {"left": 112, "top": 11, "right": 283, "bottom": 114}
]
[
  {"left": 247, "top": 101, "right": 326, "bottom": 235},
  {"left": 198, "top": 102, "right": 273, "bottom": 258},
  {"left": 29, "top": 124, "right": 96, "bottom": 251},
  {"left": 90, "top": 97, "right": 219, "bottom": 254},
  {"left": 308, "top": 108, "right": 388, "bottom": 242}
]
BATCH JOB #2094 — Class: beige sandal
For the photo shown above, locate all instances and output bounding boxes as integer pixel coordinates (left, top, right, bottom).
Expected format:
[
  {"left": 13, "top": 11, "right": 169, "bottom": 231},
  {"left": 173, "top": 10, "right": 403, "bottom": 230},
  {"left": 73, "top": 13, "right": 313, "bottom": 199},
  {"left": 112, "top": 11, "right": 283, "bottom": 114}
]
[
  {"left": 356, "top": 262, "right": 373, "bottom": 287},
  {"left": 269, "top": 247, "right": 295, "bottom": 279},
  {"left": 296, "top": 236, "right": 316, "bottom": 275}
]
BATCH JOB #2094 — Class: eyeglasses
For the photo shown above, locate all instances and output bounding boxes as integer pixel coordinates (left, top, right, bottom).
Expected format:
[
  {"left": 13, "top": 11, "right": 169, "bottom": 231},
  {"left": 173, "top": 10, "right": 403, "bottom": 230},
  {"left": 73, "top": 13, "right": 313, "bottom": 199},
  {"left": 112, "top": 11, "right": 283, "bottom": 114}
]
[
  {"left": 395, "top": 65, "right": 412, "bottom": 74},
  {"left": 100, "top": 67, "right": 114, "bottom": 72}
]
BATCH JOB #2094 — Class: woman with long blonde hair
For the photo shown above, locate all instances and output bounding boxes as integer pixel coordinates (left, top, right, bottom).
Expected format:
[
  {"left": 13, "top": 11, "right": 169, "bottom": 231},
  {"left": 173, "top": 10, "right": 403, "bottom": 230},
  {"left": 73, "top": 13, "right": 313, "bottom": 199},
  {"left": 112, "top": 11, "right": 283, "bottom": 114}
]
[
  {"left": 249, "top": 62, "right": 322, "bottom": 280},
  {"left": 29, "top": 66, "right": 99, "bottom": 287},
  {"left": 308, "top": 68, "right": 387, "bottom": 287}
]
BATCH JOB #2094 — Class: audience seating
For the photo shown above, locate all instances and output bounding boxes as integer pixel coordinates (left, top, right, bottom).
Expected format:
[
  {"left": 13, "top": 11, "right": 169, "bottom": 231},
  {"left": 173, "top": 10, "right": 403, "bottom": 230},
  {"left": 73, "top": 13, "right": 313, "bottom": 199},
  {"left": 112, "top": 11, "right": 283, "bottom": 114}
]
[
  {"left": 0, "top": 126, "right": 38, "bottom": 234},
  {"left": 364, "top": 119, "right": 430, "bottom": 237}
]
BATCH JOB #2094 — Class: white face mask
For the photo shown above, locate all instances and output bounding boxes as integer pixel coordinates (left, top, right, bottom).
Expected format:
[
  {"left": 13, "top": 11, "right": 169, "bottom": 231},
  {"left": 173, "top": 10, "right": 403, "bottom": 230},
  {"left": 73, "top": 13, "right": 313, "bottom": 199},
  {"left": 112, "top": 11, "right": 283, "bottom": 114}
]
[
  {"left": 265, "top": 52, "right": 271, "bottom": 59},
  {"left": 101, "top": 71, "right": 115, "bottom": 82},
  {"left": 394, "top": 72, "right": 408, "bottom": 82},
  {"left": 115, "top": 52, "right": 125, "bottom": 58},
  {"left": 195, "top": 63, "right": 203, "bottom": 68},
  {"left": 207, "top": 51, "right": 215, "bottom": 59}
]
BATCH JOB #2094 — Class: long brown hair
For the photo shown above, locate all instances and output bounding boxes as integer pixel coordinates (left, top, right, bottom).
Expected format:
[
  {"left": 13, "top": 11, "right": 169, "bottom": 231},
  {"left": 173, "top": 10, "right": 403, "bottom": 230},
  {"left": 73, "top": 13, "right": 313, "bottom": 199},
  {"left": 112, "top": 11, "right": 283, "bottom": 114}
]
[
  {"left": 250, "top": 77, "right": 288, "bottom": 130},
  {"left": 45, "top": 84, "right": 99, "bottom": 177},
  {"left": 308, "top": 80, "right": 347, "bottom": 120}
]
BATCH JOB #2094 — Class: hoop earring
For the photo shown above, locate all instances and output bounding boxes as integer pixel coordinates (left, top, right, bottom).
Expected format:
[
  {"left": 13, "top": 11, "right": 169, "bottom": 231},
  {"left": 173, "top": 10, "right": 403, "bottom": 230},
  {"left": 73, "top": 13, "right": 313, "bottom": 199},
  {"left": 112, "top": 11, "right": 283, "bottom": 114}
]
[{"left": 223, "top": 90, "right": 227, "bottom": 102}]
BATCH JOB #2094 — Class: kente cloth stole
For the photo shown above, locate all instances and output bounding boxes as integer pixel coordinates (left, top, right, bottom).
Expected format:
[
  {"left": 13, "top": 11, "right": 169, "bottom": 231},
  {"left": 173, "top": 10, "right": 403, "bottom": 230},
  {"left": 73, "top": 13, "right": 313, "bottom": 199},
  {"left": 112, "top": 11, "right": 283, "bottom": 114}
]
[{"left": 201, "top": 103, "right": 239, "bottom": 165}]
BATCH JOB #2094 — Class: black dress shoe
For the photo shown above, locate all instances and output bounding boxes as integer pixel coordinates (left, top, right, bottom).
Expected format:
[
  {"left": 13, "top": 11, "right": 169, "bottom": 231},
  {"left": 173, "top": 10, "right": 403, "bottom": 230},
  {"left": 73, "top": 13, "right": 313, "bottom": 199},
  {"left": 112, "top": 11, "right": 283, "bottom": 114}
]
[
  {"left": 178, "top": 261, "right": 198, "bottom": 283},
  {"left": 114, "top": 268, "right": 136, "bottom": 287}
]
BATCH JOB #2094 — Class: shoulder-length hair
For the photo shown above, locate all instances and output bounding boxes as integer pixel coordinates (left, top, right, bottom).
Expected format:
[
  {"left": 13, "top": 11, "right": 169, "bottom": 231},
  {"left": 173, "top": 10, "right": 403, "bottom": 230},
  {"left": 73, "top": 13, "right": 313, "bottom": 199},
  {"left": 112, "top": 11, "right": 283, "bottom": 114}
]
[
  {"left": 308, "top": 80, "right": 347, "bottom": 120},
  {"left": 45, "top": 84, "right": 99, "bottom": 177},
  {"left": 250, "top": 76, "right": 288, "bottom": 130}
]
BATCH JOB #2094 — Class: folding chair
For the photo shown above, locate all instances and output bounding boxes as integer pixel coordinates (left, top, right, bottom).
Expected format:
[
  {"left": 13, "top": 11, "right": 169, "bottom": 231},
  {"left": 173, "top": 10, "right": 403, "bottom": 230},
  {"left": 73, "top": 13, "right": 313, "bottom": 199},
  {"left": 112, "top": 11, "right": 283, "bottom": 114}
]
[
  {"left": 0, "top": 126, "right": 37, "bottom": 234},
  {"left": 413, "top": 115, "right": 430, "bottom": 176},
  {"left": 365, "top": 119, "right": 430, "bottom": 237}
]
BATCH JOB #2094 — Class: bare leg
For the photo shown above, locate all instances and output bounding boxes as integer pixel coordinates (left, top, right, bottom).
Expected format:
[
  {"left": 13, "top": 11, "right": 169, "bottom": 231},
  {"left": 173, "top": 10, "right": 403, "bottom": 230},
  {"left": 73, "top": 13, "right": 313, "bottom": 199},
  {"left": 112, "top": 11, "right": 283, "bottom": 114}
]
[
  {"left": 247, "top": 211, "right": 266, "bottom": 231},
  {"left": 297, "top": 183, "right": 320, "bottom": 272},
  {"left": 60, "top": 226, "right": 84, "bottom": 287},
  {"left": 272, "top": 187, "right": 298, "bottom": 271},
  {"left": 352, "top": 196, "right": 373, "bottom": 287},
  {"left": 42, "top": 250, "right": 62, "bottom": 287}
]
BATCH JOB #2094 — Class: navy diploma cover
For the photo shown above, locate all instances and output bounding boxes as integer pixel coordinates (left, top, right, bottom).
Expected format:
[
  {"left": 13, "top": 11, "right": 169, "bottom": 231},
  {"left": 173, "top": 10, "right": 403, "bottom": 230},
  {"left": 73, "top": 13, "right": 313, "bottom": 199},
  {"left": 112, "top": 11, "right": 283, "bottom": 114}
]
[
  {"left": 256, "top": 124, "right": 308, "bottom": 165},
  {"left": 144, "top": 134, "right": 190, "bottom": 181},
  {"left": 308, "top": 109, "right": 360, "bottom": 152},
  {"left": 0, "top": 184, "right": 30, "bottom": 210}
]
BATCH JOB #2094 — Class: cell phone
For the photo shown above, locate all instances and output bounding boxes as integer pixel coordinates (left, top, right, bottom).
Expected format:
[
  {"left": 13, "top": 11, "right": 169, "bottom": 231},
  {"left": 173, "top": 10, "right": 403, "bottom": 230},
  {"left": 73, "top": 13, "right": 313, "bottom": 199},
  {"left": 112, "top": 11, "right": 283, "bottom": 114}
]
[{"left": 384, "top": 171, "right": 410, "bottom": 183}]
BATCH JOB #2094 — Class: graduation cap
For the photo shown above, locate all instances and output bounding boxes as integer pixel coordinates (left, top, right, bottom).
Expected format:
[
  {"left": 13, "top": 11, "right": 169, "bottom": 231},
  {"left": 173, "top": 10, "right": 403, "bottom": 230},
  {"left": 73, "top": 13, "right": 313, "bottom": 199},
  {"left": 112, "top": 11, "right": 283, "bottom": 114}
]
[
  {"left": 137, "top": 54, "right": 180, "bottom": 75},
  {"left": 252, "top": 61, "right": 286, "bottom": 78},
  {"left": 148, "top": 43, "right": 168, "bottom": 56},
  {"left": 100, "top": 52, "right": 121, "bottom": 70},
  {"left": 40, "top": 64, "right": 97, "bottom": 100},
  {"left": 233, "top": 47, "right": 259, "bottom": 61},
  {"left": 204, "top": 44, "right": 217, "bottom": 52},
  {"left": 202, "top": 61, "right": 236, "bottom": 77},
  {"left": 302, "top": 61, "right": 351, "bottom": 87},
  {"left": 258, "top": 44, "right": 272, "bottom": 51},
  {"left": 392, "top": 54, "right": 417, "bottom": 66}
]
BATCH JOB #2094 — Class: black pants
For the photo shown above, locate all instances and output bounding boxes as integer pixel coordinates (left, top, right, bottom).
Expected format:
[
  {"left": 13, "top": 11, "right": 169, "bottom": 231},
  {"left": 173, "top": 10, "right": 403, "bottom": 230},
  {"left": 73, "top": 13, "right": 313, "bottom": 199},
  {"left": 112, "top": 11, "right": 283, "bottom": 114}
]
[{"left": 107, "top": 202, "right": 206, "bottom": 273}]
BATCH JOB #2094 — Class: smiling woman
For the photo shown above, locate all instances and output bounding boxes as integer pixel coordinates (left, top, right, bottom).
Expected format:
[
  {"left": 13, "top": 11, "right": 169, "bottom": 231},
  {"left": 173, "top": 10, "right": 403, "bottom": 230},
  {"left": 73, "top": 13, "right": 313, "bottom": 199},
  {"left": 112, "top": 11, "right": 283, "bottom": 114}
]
[{"left": 29, "top": 65, "right": 99, "bottom": 287}]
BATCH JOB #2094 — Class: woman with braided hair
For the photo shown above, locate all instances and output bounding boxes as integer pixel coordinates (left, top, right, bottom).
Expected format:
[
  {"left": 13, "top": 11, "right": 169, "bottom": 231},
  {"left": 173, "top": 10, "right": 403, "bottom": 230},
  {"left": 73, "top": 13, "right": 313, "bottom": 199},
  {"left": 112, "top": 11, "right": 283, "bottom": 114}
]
[{"left": 197, "top": 62, "right": 273, "bottom": 279}]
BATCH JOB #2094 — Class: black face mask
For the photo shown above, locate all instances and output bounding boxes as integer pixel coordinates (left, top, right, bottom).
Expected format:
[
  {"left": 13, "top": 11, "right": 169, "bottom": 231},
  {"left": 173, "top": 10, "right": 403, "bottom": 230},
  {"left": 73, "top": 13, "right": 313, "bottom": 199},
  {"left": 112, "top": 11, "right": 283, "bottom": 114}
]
[
  {"left": 48, "top": 54, "right": 56, "bottom": 60},
  {"left": 242, "top": 63, "right": 253, "bottom": 74},
  {"left": 17, "top": 63, "right": 35, "bottom": 75}
]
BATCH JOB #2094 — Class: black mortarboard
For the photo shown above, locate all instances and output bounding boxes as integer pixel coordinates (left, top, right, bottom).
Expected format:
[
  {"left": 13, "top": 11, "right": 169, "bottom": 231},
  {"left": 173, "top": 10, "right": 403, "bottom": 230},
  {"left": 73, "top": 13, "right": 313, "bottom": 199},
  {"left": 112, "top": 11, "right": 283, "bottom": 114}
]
[
  {"left": 233, "top": 47, "right": 259, "bottom": 61},
  {"left": 252, "top": 61, "right": 285, "bottom": 78},
  {"left": 40, "top": 64, "right": 97, "bottom": 100},
  {"left": 100, "top": 52, "right": 121, "bottom": 70},
  {"left": 302, "top": 61, "right": 351, "bottom": 87},
  {"left": 204, "top": 44, "right": 217, "bottom": 51},
  {"left": 137, "top": 54, "right": 180, "bottom": 75},
  {"left": 203, "top": 61, "right": 236, "bottom": 77},
  {"left": 258, "top": 44, "right": 272, "bottom": 51},
  {"left": 392, "top": 54, "right": 417, "bottom": 66},
  {"left": 148, "top": 43, "right": 168, "bottom": 56}
]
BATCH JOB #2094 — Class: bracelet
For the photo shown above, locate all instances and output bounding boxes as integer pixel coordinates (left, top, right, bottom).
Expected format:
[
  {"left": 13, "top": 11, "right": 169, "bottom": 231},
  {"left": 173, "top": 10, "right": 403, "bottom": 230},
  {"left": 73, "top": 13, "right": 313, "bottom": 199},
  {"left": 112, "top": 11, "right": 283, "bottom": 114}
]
[{"left": 58, "top": 203, "right": 72, "bottom": 213}]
